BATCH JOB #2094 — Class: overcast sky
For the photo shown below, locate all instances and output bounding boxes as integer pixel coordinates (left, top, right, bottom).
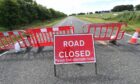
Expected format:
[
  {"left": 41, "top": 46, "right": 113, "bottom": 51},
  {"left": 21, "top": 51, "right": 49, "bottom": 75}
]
[{"left": 35, "top": 0, "right": 140, "bottom": 15}]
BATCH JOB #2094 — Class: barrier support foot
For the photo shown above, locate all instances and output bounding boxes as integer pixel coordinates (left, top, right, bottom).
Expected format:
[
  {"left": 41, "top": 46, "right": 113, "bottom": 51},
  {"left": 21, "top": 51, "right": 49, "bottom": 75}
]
[
  {"left": 25, "top": 47, "right": 32, "bottom": 53},
  {"left": 109, "top": 40, "right": 117, "bottom": 45},
  {"left": 37, "top": 47, "right": 44, "bottom": 53}
]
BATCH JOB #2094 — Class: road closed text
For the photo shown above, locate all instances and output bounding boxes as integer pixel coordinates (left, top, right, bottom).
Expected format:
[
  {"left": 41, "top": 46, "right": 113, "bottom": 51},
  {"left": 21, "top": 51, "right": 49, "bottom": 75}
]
[{"left": 58, "top": 40, "right": 91, "bottom": 58}]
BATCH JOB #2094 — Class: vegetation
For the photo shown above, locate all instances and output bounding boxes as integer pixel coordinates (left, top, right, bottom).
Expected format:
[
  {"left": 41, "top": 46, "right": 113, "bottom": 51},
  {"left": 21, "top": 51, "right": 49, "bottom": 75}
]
[
  {"left": 77, "top": 12, "right": 86, "bottom": 15},
  {"left": 19, "top": 17, "right": 65, "bottom": 30},
  {"left": 77, "top": 11, "right": 140, "bottom": 33},
  {"left": 95, "top": 11, "right": 110, "bottom": 14},
  {"left": 0, "top": 0, "right": 67, "bottom": 31},
  {"left": 136, "top": 4, "right": 140, "bottom": 11},
  {"left": 75, "top": 4, "right": 140, "bottom": 33},
  {"left": 113, "top": 11, "right": 140, "bottom": 32},
  {"left": 77, "top": 12, "right": 120, "bottom": 22},
  {"left": 69, "top": 13, "right": 77, "bottom": 16},
  {"left": 111, "top": 5, "right": 134, "bottom": 12}
]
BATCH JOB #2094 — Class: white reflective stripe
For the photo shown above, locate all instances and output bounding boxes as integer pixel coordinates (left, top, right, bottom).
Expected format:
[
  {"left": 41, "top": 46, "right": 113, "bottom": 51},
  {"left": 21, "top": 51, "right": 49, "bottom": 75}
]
[
  {"left": 111, "top": 35, "right": 116, "bottom": 40},
  {"left": 53, "top": 28, "right": 59, "bottom": 31},
  {"left": 0, "top": 51, "right": 9, "bottom": 57},
  {"left": 13, "top": 31, "right": 19, "bottom": 35},
  {"left": 70, "top": 29, "right": 73, "bottom": 34},
  {"left": 3, "top": 32, "right": 9, "bottom": 36},
  {"left": 132, "top": 32, "right": 138, "bottom": 38},
  {"left": 41, "top": 28, "right": 47, "bottom": 32},
  {"left": 14, "top": 42, "right": 20, "bottom": 52}
]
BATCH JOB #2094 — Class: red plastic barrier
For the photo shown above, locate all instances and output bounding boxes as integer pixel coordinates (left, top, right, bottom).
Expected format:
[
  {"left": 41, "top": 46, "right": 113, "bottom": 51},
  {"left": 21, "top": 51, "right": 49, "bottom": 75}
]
[
  {"left": 0, "top": 30, "right": 29, "bottom": 50},
  {"left": 83, "top": 23, "right": 127, "bottom": 40},
  {"left": 26, "top": 26, "right": 74, "bottom": 47}
]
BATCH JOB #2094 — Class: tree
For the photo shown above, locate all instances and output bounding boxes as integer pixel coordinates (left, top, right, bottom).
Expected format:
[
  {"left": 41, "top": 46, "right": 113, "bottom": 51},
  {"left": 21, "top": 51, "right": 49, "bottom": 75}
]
[
  {"left": 111, "top": 5, "right": 134, "bottom": 12},
  {"left": 89, "top": 12, "right": 93, "bottom": 14},
  {"left": 0, "top": 0, "right": 66, "bottom": 30},
  {"left": 69, "top": 13, "right": 77, "bottom": 16},
  {"left": 77, "top": 12, "right": 85, "bottom": 15},
  {"left": 0, "top": 0, "right": 19, "bottom": 30},
  {"left": 136, "top": 4, "right": 140, "bottom": 10}
]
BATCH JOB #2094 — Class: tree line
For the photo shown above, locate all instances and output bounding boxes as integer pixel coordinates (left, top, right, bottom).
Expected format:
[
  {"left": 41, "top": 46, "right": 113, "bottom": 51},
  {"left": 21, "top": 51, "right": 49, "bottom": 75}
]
[
  {"left": 69, "top": 12, "right": 93, "bottom": 16},
  {"left": 111, "top": 4, "right": 140, "bottom": 12},
  {"left": 70, "top": 4, "right": 140, "bottom": 16},
  {"left": 0, "top": 0, "right": 67, "bottom": 30}
]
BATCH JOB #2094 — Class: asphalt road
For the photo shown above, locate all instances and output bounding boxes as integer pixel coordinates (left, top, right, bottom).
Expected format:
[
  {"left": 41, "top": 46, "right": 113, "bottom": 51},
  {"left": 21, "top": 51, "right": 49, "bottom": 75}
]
[{"left": 0, "top": 16, "right": 140, "bottom": 84}]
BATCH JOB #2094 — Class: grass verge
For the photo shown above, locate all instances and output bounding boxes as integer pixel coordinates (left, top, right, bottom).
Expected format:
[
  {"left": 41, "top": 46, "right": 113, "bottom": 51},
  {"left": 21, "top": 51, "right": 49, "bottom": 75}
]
[
  {"left": 77, "top": 12, "right": 140, "bottom": 34},
  {"left": 20, "top": 17, "right": 65, "bottom": 29},
  {"left": 77, "top": 15, "right": 116, "bottom": 23}
]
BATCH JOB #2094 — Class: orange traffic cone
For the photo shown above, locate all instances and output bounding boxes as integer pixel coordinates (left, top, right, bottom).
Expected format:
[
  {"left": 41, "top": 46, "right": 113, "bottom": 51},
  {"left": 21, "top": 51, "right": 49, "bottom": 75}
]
[{"left": 128, "top": 32, "right": 139, "bottom": 44}]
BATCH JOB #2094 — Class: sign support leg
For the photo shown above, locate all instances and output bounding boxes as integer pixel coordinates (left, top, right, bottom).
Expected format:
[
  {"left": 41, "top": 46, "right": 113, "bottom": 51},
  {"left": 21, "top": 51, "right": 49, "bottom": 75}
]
[
  {"left": 95, "top": 62, "right": 97, "bottom": 75},
  {"left": 54, "top": 64, "right": 57, "bottom": 77}
]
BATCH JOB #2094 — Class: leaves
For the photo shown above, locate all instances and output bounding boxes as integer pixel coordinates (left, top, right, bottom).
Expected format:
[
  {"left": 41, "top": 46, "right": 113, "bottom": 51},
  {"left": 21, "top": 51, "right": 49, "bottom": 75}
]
[
  {"left": 111, "top": 5, "right": 134, "bottom": 12},
  {"left": 136, "top": 4, "right": 140, "bottom": 11},
  {"left": 0, "top": 0, "right": 67, "bottom": 30}
]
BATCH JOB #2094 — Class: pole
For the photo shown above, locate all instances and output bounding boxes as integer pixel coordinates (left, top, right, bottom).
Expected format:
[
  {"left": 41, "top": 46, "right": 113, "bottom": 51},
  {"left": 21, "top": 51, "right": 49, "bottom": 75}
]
[
  {"left": 54, "top": 64, "right": 57, "bottom": 77},
  {"left": 95, "top": 62, "right": 97, "bottom": 75}
]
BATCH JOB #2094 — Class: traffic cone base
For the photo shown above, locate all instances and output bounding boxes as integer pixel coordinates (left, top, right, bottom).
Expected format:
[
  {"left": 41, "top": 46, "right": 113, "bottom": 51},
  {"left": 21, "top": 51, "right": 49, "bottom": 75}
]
[
  {"left": 128, "top": 32, "right": 138, "bottom": 44},
  {"left": 128, "top": 38, "right": 137, "bottom": 44}
]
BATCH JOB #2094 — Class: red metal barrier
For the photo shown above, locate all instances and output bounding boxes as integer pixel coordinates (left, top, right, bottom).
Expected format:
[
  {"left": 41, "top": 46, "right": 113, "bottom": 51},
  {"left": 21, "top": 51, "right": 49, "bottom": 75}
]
[
  {"left": 26, "top": 26, "right": 74, "bottom": 47},
  {"left": 0, "top": 30, "right": 29, "bottom": 50},
  {"left": 83, "top": 23, "right": 127, "bottom": 40}
]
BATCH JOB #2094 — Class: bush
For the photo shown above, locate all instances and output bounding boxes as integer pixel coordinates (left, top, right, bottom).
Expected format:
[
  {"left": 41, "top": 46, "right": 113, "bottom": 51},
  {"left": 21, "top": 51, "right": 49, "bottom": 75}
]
[
  {"left": 116, "top": 11, "right": 138, "bottom": 23},
  {"left": 0, "top": 0, "right": 66, "bottom": 30},
  {"left": 111, "top": 5, "right": 134, "bottom": 12},
  {"left": 136, "top": 4, "right": 140, "bottom": 11},
  {"left": 122, "top": 26, "right": 135, "bottom": 32}
]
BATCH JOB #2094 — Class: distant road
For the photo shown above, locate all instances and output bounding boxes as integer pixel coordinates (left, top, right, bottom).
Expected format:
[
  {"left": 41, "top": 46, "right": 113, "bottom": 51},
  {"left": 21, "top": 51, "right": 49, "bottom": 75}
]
[{"left": 0, "top": 16, "right": 140, "bottom": 84}]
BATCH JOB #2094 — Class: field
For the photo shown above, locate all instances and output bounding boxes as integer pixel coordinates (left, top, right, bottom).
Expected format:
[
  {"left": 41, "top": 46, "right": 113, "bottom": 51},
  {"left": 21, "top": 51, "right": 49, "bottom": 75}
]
[{"left": 77, "top": 11, "right": 140, "bottom": 33}]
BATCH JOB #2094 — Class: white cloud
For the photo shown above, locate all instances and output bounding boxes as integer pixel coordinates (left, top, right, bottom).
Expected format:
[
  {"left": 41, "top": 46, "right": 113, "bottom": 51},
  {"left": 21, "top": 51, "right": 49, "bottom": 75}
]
[{"left": 35, "top": 0, "right": 140, "bottom": 14}]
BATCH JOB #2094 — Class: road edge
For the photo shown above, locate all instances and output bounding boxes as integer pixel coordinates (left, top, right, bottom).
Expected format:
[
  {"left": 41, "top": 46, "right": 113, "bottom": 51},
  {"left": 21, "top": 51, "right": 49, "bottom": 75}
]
[{"left": 0, "top": 51, "right": 9, "bottom": 57}]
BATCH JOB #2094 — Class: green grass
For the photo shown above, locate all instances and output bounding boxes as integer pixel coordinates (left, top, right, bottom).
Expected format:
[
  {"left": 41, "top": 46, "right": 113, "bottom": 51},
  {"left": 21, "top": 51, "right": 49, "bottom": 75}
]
[
  {"left": 77, "top": 12, "right": 123, "bottom": 23},
  {"left": 0, "top": 17, "right": 65, "bottom": 31},
  {"left": 77, "top": 16, "right": 115, "bottom": 23},
  {"left": 19, "top": 18, "right": 65, "bottom": 29},
  {"left": 77, "top": 11, "right": 140, "bottom": 33},
  {"left": 0, "top": 26, "right": 8, "bottom": 31}
]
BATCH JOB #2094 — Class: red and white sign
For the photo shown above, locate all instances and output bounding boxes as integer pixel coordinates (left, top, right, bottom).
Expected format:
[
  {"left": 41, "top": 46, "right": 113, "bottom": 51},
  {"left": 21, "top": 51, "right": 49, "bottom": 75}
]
[{"left": 54, "top": 34, "right": 95, "bottom": 64}]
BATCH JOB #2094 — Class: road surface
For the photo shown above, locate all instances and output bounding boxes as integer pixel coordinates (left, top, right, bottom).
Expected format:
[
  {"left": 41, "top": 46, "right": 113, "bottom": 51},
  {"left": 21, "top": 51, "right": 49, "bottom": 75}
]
[{"left": 0, "top": 16, "right": 140, "bottom": 84}]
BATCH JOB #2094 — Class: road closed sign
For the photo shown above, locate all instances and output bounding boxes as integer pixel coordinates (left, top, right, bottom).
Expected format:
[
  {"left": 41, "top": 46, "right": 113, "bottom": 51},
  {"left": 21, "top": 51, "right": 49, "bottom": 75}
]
[{"left": 54, "top": 34, "right": 95, "bottom": 64}]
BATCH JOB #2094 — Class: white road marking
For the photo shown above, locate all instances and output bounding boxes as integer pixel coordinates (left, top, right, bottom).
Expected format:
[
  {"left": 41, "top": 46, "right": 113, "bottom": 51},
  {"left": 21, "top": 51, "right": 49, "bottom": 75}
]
[
  {"left": 0, "top": 51, "right": 9, "bottom": 57},
  {"left": 124, "top": 33, "right": 132, "bottom": 37},
  {"left": 125, "top": 33, "right": 140, "bottom": 40},
  {"left": 97, "top": 41, "right": 108, "bottom": 45}
]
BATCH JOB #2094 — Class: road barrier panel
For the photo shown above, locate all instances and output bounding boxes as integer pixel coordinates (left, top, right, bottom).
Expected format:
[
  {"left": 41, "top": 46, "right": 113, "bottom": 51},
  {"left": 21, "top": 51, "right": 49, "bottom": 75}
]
[
  {"left": 83, "top": 23, "right": 127, "bottom": 44},
  {"left": 0, "top": 30, "right": 30, "bottom": 51},
  {"left": 26, "top": 26, "right": 74, "bottom": 48}
]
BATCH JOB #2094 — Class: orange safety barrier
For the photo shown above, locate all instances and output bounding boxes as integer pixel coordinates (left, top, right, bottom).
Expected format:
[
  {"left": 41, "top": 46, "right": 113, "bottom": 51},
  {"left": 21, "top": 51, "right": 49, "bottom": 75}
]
[
  {"left": 26, "top": 26, "right": 74, "bottom": 47},
  {"left": 83, "top": 23, "right": 127, "bottom": 41},
  {"left": 0, "top": 30, "right": 29, "bottom": 50}
]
